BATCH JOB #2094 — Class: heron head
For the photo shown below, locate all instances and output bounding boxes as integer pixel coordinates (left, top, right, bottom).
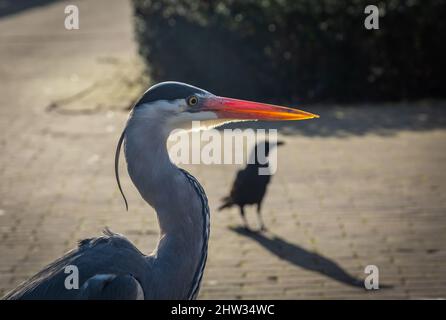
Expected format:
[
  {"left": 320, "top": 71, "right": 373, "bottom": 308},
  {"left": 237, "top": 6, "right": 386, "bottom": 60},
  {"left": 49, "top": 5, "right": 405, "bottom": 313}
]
[
  {"left": 117, "top": 82, "right": 318, "bottom": 210},
  {"left": 129, "top": 81, "right": 319, "bottom": 132}
]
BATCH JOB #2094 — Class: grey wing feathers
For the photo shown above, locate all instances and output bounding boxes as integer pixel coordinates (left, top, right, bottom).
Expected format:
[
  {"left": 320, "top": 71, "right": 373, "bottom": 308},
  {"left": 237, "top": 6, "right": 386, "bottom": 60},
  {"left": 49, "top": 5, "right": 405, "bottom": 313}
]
[
  {"left": 3, "top": 229, "right": 149, "bottom": 300},
  {"left": 78, "top": 274, "right": 144, "bottom": 300}
]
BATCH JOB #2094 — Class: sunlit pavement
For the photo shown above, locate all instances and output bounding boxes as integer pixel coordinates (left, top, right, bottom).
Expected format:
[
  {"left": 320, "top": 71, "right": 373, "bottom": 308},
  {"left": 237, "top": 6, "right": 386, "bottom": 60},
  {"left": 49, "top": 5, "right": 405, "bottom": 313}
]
[{"left": 0, "top": 0, "right": 445, "bottom": 299}]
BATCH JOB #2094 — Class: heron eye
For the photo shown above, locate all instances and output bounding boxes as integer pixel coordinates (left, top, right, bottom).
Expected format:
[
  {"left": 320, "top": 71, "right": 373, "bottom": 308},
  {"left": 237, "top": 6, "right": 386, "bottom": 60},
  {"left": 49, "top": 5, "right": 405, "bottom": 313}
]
[{"left": 187, "top": 95, "right": 198, "bottom": 106}]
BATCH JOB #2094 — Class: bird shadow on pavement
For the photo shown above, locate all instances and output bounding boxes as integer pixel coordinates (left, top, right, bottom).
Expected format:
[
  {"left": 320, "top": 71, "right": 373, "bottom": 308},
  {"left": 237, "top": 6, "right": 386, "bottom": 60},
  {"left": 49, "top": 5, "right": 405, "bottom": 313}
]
[{"left": 229, "top": 226, "right": 393, "bottom": 289}]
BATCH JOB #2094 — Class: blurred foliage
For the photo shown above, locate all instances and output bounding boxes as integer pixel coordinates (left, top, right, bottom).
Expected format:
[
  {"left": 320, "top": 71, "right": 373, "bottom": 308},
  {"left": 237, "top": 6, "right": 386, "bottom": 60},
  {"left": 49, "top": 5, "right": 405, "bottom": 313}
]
[{"left": 133, "top": 0, "right": 445, "bottom": 102}]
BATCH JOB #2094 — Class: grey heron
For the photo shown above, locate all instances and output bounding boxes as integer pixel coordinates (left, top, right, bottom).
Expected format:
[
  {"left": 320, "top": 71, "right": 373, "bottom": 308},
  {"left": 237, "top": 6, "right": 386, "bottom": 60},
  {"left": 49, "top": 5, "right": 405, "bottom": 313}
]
[{"left": 3, "top": 82, "right": 318, "bottom": 300}]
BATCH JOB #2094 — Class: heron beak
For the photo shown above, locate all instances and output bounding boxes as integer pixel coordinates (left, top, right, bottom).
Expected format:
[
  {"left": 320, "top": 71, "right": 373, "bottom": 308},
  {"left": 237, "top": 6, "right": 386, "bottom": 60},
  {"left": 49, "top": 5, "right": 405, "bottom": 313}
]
[{"left": 202, "top": 96, "right": 319, "bottom": 121}]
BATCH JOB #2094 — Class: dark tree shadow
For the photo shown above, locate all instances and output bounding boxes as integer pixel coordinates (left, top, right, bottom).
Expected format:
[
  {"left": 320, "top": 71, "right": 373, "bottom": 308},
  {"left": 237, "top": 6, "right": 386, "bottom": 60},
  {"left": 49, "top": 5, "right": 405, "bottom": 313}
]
[
  {"left": 230, "top": 226, "right": 392, "bottom": 289},
  {"left": 0, "top": 0, "right": 60, "bottom": 19}
]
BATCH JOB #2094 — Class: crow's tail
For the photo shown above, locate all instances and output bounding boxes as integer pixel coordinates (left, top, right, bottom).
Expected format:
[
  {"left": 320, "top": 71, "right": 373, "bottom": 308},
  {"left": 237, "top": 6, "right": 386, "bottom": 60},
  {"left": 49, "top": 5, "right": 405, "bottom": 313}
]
[{"left": 218, "top": 196, "right": 234, "bottom": 211}]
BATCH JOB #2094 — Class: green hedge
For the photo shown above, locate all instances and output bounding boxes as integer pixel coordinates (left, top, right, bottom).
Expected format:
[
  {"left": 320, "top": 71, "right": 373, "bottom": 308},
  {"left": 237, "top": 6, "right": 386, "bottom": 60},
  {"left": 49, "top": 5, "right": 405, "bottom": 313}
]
[{"left": 133, "top": 0, "right": 445, "bottom": 102}]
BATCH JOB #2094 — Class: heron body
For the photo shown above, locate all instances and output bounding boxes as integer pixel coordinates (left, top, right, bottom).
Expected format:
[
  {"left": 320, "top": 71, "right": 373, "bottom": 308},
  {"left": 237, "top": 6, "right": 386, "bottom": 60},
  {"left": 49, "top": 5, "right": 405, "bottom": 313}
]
[{"left": 3, "top": 82, "right": 318, "bottom": 300}]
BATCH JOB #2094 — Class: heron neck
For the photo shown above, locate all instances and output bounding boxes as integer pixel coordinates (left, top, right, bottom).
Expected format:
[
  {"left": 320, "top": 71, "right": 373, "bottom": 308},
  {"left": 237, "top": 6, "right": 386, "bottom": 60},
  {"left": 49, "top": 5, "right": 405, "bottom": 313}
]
[{"left": 123, "top": 116, "right": 208, "bottom": 299}]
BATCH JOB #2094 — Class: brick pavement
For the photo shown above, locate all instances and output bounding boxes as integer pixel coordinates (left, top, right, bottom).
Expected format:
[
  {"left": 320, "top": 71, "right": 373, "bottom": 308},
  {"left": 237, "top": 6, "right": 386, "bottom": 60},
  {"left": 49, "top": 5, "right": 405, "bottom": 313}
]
[{"left": 0, "top": 0, "right": 445, "bottom": 299}]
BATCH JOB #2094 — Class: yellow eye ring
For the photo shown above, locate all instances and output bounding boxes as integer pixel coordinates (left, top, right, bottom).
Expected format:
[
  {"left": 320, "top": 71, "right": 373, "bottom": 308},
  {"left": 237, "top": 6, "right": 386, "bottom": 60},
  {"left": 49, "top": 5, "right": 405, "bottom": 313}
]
[{"left": 187, "top": 95, "right": 198, "bottom": 106}]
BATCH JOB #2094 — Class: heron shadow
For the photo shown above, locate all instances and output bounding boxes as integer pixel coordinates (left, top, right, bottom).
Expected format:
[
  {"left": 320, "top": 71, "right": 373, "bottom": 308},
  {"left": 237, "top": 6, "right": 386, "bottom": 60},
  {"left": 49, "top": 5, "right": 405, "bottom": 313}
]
[{"left": 229, "top": 226, "right": 392, "bottom": 289}]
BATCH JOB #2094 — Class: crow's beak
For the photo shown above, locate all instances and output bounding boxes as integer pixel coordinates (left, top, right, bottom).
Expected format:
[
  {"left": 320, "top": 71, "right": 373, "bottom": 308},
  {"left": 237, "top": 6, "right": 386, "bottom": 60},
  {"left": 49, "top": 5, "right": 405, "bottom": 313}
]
[{"left": 202, "top": 96, "right": 319, "bottom": 121}]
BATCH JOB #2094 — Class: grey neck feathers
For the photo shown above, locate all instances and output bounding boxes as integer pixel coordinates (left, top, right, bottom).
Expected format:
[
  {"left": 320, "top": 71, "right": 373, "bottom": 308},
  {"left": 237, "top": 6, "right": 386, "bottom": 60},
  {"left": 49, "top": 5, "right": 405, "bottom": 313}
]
[{"left": 123, "top": 114, "right": 209, "bottom": 299}]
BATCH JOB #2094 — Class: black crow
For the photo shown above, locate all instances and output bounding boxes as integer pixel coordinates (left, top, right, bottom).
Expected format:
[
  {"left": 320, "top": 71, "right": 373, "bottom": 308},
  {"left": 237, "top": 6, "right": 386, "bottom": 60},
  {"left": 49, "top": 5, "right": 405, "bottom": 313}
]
[{"left": 219, "top": 140, "right": 284, "bottom": 231}]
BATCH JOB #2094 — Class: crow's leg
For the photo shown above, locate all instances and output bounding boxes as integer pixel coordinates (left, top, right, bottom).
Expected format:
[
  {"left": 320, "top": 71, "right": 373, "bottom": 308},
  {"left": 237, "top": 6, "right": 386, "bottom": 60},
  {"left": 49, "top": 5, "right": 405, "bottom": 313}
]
[
  {"left": 239, "top": 206, "right": 250, "bottom": 230},
  {"left": 256, "top": 203, "right": 267, "bottom": 231}
]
